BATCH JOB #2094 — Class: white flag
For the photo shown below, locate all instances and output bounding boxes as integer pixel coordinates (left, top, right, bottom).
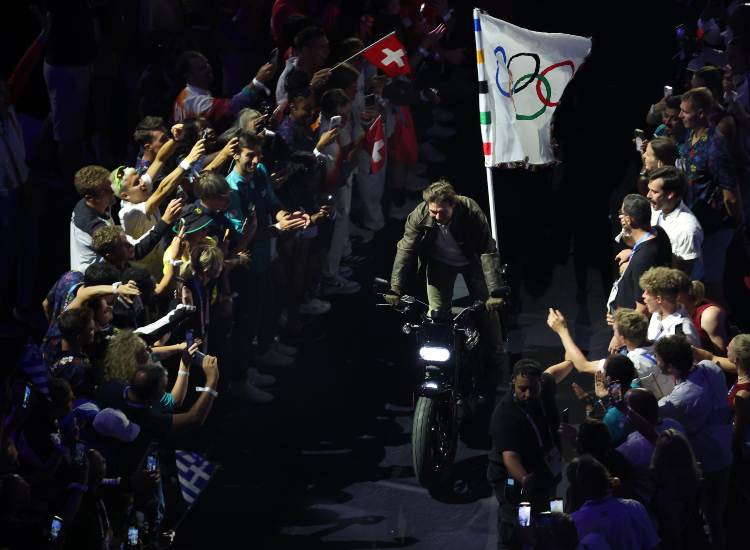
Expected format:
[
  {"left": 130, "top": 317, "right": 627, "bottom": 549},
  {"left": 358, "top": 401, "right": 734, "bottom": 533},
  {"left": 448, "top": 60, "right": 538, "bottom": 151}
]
[{"left": 473, "top": 9, "right": 591, "bottom": 166}]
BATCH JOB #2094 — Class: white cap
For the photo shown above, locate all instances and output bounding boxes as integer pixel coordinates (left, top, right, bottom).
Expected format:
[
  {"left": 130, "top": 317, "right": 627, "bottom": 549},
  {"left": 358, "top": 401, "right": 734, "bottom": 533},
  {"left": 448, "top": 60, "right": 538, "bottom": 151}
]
[{"left": 93, "top": 408, "right": 141, "bottom": 442}]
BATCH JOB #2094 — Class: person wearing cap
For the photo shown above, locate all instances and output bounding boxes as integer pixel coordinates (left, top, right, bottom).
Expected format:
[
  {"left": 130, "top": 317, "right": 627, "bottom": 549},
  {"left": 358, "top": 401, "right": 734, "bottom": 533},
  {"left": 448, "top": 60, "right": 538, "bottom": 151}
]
[{"left": 111, "top": 138, "right": 205, "bottom": 280}]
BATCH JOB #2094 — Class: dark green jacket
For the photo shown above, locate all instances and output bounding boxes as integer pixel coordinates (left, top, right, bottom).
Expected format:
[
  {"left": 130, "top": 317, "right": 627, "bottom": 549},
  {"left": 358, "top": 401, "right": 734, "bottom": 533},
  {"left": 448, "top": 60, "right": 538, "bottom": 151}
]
[{"left": 390, "top": 195, "right": 504, "bottom": 295}]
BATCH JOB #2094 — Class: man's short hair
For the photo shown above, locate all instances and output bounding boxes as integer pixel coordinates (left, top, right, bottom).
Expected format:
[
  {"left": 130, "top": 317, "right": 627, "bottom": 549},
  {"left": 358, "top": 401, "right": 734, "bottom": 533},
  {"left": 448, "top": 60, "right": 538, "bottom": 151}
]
[
  {"left": 133, "top": 116, "right": 165, "bottom": 146},
  {"left": 83, "top": 261, "right": 122, "bottom": 286},
  {"left": 512, "top": 358, "right": 543, "bottom": 379},
  {"left": 654, "top": 335, "right": 693, "bottom": 376},
  {"left": 622, "top": 193, "right": 651, "bottom": 229},
  {"left": 326, "top": 63, "right": 359, "bottom": 92},
  {"left": 625, "top": 387, "right": 659, "bottom": 424},
  {"left": 648, "top": 139, "right": 680, "bottom": 169},
  {"left": 236, "top": 131, "right": 263, "bottom": 151},
  {"left": 422, "top": 179, "right": 457, "bottom": 206},
  {"left": 649, "top": 165, "right": 686, "bottom": 198},
  {"left": 665, "top": 94, "right": 682, "bottom": 110},
  {"left": 175, "top": 50, "right": 204, "bottom": 80},
  {"left": 575, "top": 418, "right": 611, "bottom": 459},
  {"left": 613, "top": 308, "right": 648, "bottom": 343},
  {"left": 285, "top": 69, "right": 312, "bottom": 100},
  {"left": 194, "top": 171, "right": 230, "bottom": 200},
  {"left": 682, "top": 86, "right": 715, "bottom": 114},
  {"left": 130, "top": 364, "right": 167, "bottom": 403},
  {"left": 320, "top": 88, "right": 350, "bottom": 118},
  {"left": 731, "top": 334, "right": 750, "bottom": 368},
  {"left": 74, "top": 165, "right": 110, "bottom": 197},
  {"left": 91, "top": 225, "right": 125, "bottom": 256},
  {"left": 330, "top": 37, "right": 364, "bottom": 63},
  {"left": 238, "top": 108, "right": 262, "bottom": 131},
  {"left": 639, "top": 266, "right": 682, "bottom": 300},
  {"left": 603, "top": 355, "right": 636, "bottom": 388},
  {"left": 58, "top": 308, "right": 93, "bottom": 342},
  {"left": 294, "top": 26, "right": 326, "bottom": 50},
  {"left": 566, "top": 455, "right": 611, "bottom": 505}
]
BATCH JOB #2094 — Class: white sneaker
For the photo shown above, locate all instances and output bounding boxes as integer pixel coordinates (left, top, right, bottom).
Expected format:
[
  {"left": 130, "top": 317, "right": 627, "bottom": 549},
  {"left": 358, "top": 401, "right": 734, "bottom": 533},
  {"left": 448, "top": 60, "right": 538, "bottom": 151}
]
[
  {"left": 256, "top": 348, "right": 294, "bottom": 367},
  {"left": 246, "top": 367, "right": 276, "bottom": 387},
  {"left": 236, "top": 380, "right": 274, "bottom": 403},
  {"left": 299, "top": 297, "right": 332, "bottom": 315},
  {"left": 433, "top": 107, "right": 455, "bottom": 123},
  {"left": 272, "top": 336, "right": 297, "bottom": 356},
  {"left": 419, "top": 142, "right": 446, "bottom": 163},
  {"left": 426, "top": 124, "right": 456, "bottom": 139},
  {"left": 322, "top": 275, "right": 361, "bottom": 296},
  {"left": 349, "top": 223, "right": 375, "bottom": 244}
]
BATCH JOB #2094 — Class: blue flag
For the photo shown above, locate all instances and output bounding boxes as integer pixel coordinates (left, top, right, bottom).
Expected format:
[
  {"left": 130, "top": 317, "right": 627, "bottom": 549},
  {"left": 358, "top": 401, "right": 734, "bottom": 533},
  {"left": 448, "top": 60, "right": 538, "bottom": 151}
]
[{"left": 175, "top": 450, "right": 217, "bottom": 506}]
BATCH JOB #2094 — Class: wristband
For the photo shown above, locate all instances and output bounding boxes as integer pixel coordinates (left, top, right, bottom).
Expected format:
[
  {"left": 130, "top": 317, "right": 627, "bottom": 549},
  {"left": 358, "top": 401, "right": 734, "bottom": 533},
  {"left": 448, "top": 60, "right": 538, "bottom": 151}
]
[
  {"left": 179, "top": 160, "right": 192, "bottom": 171},
  {"left": 177, "top": 370, "right": 190, "bottom": 377},
  {"left": 112, "top": 281, "right": 122, "bottom": 295},
  {"left": 195, "top": 386, "right": 218, "bottom": 397},
  {"left": 252, "top": 78, "right": 271, "bottom": 95},
  {"left": 67, "top": 482, "right": 88, "bottom": 493},
  {"left": 419, "top": 46, "right": 430, "bottom": 58},
  {"left": 168, "top": 259, "right": 183, "bottom": 267}
]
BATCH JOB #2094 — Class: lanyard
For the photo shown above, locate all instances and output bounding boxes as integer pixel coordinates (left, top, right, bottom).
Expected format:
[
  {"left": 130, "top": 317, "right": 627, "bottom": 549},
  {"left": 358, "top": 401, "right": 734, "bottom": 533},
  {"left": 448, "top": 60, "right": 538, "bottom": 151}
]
[{"left": 631, "top": 231, "right": 653, "bottom": 254}]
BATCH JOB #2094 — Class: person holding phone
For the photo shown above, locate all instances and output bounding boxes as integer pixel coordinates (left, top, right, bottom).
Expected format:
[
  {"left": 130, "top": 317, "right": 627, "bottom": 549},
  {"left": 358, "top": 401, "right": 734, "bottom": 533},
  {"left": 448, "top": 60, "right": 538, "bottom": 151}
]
[{"left": 488, "top": 359, "right": 561, "bottom": 549}]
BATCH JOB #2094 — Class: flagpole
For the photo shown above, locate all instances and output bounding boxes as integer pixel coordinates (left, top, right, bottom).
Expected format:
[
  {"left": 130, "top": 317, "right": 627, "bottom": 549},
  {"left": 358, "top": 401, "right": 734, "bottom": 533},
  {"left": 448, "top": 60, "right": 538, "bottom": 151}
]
[{"left": 332, "top": 31, "right": 396, "bottom": 70}]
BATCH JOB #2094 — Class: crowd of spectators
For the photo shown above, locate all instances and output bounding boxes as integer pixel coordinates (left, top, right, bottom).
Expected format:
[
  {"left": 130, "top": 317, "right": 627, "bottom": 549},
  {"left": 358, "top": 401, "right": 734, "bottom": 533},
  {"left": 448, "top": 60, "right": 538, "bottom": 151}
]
[
  {"left": 489, "top": 2, "right": 750, "bottom": 549},
  {"left": 0, "top": 0, "right": 467, "bottom": 547},
  {"left": 2, "top": 0, "right": 750, "bottom": 549}
]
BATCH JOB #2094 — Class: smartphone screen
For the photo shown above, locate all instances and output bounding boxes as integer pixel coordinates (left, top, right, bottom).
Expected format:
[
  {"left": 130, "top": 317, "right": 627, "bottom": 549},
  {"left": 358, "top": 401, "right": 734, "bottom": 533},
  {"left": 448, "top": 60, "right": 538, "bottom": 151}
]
[
  {"left": 365, "top": 94, "right": 376, "bottom": 107},
  {"left": 561, "top": 408, "right": 569, "bottom": 424},
  {"left": 663, "top": 85, "right": 673, "bottom": 97},
  {"left": 550, "top": 498, "right": 564, "bottom": 513},
  {"left": 518, "top": 503, "right": 531, "bottom": 527},
  {"left": 22, "top": 385, "right": 31, "bottom": 408},
  {"left": 610, "top": 382, "right": 622, "bottom": 403},
  {"left": 73, "top": 442, "right": 86, "bottom": 465},
  {"left": 128, "top": 526, "right": 139, "bottom": 546},
  {"left": 50, "top": 516, "right": 63, "bottom": 540},
  {"left": 330, "top": 115, "right": 342, "bottom": 128},
  {"left": 185, "top": 330, "right": 194, "bottom": 347},
  {"left": 147, "top": 454, "right": 158, "bottom": 472},
  {"left": 269, "top": 47, "right": 279, "bottom": 67}
]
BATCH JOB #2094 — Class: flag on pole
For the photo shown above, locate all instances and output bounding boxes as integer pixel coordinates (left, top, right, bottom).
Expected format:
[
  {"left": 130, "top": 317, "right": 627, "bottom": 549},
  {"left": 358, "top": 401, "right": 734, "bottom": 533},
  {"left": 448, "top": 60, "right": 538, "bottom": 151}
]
[
  {"left": 362, "top": 32, "right": 411, "bottom": 77},
  {"left": 366, "top": 115, "right": 386, "bottom": 174},
  {"left": 473, "top": 9, "right": 591, "bottom": 166},
  {"left": 175, "top": 450, "right": 217, "bottom": 506}
]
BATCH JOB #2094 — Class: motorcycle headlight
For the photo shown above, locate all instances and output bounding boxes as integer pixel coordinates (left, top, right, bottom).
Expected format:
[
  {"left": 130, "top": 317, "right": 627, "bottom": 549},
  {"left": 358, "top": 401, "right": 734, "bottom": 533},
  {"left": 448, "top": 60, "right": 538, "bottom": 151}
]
[{"left": 419, "top": 346, "right": 451, "bottom": 362}]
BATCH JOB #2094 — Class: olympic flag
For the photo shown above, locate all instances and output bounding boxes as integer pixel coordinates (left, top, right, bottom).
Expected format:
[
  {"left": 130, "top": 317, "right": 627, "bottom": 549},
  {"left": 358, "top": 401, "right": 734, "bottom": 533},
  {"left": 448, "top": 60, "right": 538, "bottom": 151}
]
[{"left": 473, "top": 9, "right": 591, "bottom": 166}]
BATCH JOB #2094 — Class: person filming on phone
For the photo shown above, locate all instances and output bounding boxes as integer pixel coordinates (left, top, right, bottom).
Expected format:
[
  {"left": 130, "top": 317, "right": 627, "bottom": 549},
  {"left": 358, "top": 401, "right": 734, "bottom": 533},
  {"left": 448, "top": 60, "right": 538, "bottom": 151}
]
[{"left": 487, "top": 359, "right": 560, "bottom": 549}]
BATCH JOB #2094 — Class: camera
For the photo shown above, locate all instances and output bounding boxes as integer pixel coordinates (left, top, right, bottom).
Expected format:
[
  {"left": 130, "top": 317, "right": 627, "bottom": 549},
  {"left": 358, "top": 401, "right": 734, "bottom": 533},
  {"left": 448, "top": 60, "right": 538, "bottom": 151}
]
[
  {"left": 550, "top": 498, "right": 563, "bottom": 513},
  {"left": 49, "top": 515, "right": 63, "bottom": 541},
  {"left": 22, "top": 385, "right": 31, "bottom": 408},
  {"left": 146, "top": 454, "right": 158, "bottom": 472},
  {"left": 634, "top": 128, "right": 645, "bottom": 152},
  {"left": 128, "top": 526, "right": 139, "bottom": 547},
  {"left": 73, "top": 442, "right": 86, "bottom": 465},
  {"left": 518, "top": 502, "right": 531, "bottom": 527}
]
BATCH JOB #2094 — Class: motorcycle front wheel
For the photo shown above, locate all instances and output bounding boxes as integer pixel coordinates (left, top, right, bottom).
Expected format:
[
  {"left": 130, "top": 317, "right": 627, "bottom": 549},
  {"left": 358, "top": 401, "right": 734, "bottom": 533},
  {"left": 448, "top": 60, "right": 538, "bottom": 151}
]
[{"left": 411, "top": 395, "right": 457, "bottom": 493}]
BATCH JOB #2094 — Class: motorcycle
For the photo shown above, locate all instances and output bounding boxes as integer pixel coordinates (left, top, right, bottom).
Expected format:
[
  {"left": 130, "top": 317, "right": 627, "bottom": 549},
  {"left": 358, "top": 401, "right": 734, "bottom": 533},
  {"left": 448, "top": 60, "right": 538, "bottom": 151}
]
[{"left": 375, "top": 278, "right": 491, "bottom": 493}]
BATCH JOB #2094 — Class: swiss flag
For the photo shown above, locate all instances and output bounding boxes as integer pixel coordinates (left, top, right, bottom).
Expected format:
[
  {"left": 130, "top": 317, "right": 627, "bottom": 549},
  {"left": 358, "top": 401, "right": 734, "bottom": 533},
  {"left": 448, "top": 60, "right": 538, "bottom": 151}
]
[
  {"left": 366, "top": 115, "right": 386, "bottom": 174},
  {"left": 362, "top": 32, "right": 411, "bottom": 77}
]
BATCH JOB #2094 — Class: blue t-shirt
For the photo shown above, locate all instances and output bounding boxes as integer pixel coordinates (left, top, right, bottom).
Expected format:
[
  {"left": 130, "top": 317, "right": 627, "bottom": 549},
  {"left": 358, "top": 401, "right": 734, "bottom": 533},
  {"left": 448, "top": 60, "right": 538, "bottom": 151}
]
[{"left": 225, "top": 164, "right": 283, "bottom": 273}]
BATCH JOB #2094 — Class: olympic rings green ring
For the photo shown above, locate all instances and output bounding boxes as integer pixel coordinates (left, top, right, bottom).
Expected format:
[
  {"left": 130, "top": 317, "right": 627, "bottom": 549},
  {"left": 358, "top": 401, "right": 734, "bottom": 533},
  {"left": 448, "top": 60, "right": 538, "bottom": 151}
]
[{"left": 515, "top": 73, "right": 551, "bottom": 121}]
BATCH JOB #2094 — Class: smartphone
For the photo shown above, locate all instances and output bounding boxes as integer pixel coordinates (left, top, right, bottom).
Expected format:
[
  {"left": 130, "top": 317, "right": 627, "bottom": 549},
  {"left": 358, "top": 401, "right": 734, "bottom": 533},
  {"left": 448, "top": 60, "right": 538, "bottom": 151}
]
[
  {"left": 518, "top": 502, "right": 531, "bottom": 527},
  {"left": 365, "top": 93, "right": 376, "bottom": 108},
  {"left": 146, "top": 454, "right": 158, "bottom": 472},
  {"left": 269, "top": 47, "right": 279, "bottom": 67},
  {"left": 49, "top": 515, "right": 63, "bottom": 540},
  {"left": 634, "top": 128, "right": 645, "bottom": 152},
  {"left": 177, "top": 217, "right": 186, "bottom": 234},
  {"left": 663, "top": 85, "right": 673, "bottom": 97},
  {"left": 550, "top": 498, "right": 564, "bottom": 513},
  {"left": 323, "top": 193, "right": 335, "bottom": 206},
  {"left": 561, "top": 408, "right": 569, "bottom": 424},
  {"left": 330, "top": 115, "right": 343, "bottom": 128},
  {"left": 73, "top": 442, "right": 86, "bottom": 465},
  {"left": 128, "top": 526, "right": 139, "bottom": 546},
  {"left": 22, "top": 385, "right": 31, "bottom": 408},
  {"left": 201, "top": 128, "right": 211, "bottom": 141},
  {"left": 192, "top": 350, "right": 206, "bottom": 367},
  {"left": 185, "top": 329, "right": 194, "bottom": 347}
]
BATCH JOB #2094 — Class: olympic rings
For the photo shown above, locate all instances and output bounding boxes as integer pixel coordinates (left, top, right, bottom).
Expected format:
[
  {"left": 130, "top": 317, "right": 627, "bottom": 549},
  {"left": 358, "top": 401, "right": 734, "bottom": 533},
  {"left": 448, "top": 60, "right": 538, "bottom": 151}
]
[
  {"left": 492, "top": 44, "right": 576, "bottom": 118},
  {"left": 515, "top": 73, "right": 551, "bottom": 120},
  {"left": 536, "top": 61, "right": 575, "bottom": 107}
]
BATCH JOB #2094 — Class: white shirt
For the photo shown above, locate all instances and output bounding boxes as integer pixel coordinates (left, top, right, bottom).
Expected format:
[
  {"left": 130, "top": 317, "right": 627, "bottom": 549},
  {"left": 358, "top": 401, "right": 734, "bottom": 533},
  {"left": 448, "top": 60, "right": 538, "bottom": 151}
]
[
  {"left": 118, "top": 200, "right": 160, "bottom": 239},
  {"left": 628, "top": 346, "right": 675, "bottom": 398},
  {"left": 647, "top": 307, "right": 700, "bottom": 346},
  {"left": 651, "top": 201, "right": 703, "bottom": 277},
  {"left": 431, "top": 223, "right": 468, "bottom": 267}
]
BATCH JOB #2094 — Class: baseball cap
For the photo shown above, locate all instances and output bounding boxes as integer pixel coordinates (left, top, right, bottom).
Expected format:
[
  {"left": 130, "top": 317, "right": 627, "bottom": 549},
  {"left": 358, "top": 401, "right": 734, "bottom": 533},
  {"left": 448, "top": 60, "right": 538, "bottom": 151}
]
[
  {"left": 92, "top": 408, "right": 141, "bottom": 442},
  {"left": 173, "top": 203, "right": 213, "bottom": 235}
]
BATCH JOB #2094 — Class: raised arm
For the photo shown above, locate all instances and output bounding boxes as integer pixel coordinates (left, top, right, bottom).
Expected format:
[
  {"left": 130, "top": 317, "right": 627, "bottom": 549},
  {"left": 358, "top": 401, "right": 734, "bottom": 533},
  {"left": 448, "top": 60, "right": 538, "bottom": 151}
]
[
  {"left": 547, "top": 308, "right": 601, "bottom": 374},
  {"left": 144, "top": 139, "right": 205, "bottom": 216}
]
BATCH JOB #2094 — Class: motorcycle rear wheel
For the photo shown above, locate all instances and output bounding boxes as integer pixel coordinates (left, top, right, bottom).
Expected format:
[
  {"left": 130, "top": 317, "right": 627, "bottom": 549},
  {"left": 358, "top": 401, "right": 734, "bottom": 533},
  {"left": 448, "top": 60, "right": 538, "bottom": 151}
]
[{"left": 412, "top": 395, "right": 457, "bottom": 492}]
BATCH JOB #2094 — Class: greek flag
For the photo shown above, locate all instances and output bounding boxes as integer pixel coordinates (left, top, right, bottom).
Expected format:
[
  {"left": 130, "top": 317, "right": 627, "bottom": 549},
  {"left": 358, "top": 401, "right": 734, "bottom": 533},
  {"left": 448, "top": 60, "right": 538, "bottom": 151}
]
[
  {"left": 175, "top": 450, "right": 217, "bottom": 506},
  {"left": 473, "top": 9, "right": 591, "bottom": 165}
]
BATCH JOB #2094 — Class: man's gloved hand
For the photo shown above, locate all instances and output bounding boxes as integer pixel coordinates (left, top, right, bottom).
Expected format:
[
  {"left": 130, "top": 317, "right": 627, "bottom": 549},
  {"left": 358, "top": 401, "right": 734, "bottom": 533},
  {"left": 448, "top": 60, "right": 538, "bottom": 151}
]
[
  {"left": 384, "top": 289, "right": 402, "bottom": 307},
  {"left": 485, "top": 297, "right": 504, "bottom": 311}
]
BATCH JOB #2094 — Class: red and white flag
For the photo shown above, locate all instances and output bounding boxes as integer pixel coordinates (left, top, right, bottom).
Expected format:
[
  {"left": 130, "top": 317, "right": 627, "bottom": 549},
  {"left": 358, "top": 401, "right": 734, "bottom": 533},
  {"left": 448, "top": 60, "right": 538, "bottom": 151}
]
[
  {"left": 362, "top": 32, "right": 410, "bottom": 77},
  {"left": 366, "top": 115, "right": 386, "bottom": 174}
]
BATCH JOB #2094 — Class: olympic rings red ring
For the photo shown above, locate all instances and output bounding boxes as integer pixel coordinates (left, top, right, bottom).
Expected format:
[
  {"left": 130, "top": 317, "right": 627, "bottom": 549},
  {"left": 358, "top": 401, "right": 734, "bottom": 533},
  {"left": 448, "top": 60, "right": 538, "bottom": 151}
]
[{"left": 535, "top": 60, "right": 575, "bottom": 107}]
